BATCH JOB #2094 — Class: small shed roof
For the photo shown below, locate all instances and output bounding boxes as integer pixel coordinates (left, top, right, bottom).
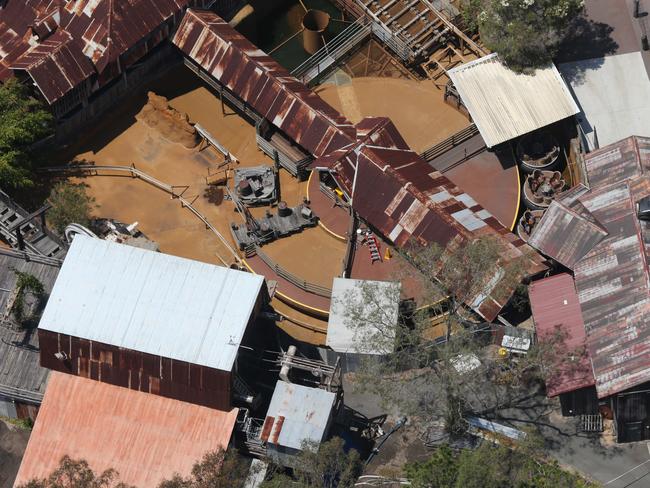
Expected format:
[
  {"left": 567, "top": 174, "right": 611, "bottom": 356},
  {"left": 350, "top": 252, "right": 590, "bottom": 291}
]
[
  {"left": 448, "top": 53, "right": 579, "bottom": 147},
  {"left": 327, "top": 278, "right": 400, "bottom": 355},
  {"left": 14, "top": 372, "right": 238, "bottom": 487},
  {"left": 261, "top": 381, "right": 336, "bottom": 450},
  {"left": 528, "top": 199, "right": 608, "bottom": 270},
  {"left": 38, "top": 236, "right": 264, "bottom": 372},
  {"left": 529, "top": 273, "right": 594, "bottom": 397}
]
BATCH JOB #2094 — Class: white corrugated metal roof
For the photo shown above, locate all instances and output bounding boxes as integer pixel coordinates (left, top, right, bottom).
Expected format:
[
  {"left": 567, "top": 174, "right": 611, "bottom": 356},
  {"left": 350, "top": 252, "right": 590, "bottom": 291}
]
[
  {"left": 326, "top": 278, "right": 400, "bottom": 355},
  {"left": 265, "top": 381, "right": 336, "bottom": 450},
  {"left": 448, "top": 53, "right": 579, "bottom": 147},
  {"left": 38, "top": 236, "right": 264, "bottom": 372}
]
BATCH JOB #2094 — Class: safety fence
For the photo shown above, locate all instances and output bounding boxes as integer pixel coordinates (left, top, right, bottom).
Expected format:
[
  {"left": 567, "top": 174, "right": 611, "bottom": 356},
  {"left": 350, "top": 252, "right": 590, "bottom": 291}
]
[
  {"left": 254, "top": 246, "right": 332, "bottom": 298},
  {"left": 0, "top": 247, "right": 63, "bottom": 267},
  {"left": 40, "top": 164, "right": 240, "bottom": 266},
  {"left": 419, "top": 123, "right": 480, "bottom": 162},
  {"left": 292, "top": 17, "right": 372, "bottom": 84}
]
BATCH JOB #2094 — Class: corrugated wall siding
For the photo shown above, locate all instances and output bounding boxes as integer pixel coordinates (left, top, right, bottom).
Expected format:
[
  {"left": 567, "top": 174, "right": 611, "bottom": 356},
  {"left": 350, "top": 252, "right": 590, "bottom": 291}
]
[{"left": 38, "top": 330, "right": 232, "bottom": 411}]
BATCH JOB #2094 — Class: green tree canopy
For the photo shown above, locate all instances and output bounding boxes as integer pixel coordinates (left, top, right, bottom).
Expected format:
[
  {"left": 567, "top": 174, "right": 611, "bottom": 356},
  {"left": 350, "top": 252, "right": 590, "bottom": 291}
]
[
  {"left": 405, "top": 441, "right": 599, "bottom": 488},
  {"left": 17, "top": 455, "right": 133, "bottom": 488},
  {"left": 463, "top": 0, "right": 584, "bottom": 71},
  {"left": 157, "top": 449, "right": 250, "bottom": 488},
  {"left": 46, "top": 181, "right": 96, "bottom": 234},
  {"left": 261, "top": 437, "right": 363, "bottom": 488},
  {"left": 0, "top": 78, "right": 53, "bottom": 188}
]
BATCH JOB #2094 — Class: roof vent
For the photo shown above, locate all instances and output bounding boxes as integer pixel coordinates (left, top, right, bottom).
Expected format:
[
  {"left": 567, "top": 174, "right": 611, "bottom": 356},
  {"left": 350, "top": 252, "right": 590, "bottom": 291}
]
[{"left": 637, "top": 196, "right": 650, "bottom": 221}]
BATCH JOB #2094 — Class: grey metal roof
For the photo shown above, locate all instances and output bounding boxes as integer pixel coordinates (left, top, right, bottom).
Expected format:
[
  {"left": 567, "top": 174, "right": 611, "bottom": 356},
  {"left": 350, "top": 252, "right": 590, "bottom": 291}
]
[
  {"left": 263, "top": 381, "right": 336, "bottom": 450},
  {"left": 327, "top": 278, "right": 400, "bottom": 355},
  {"left": 559, "top": 52, "right": 650, "bottom": 151},
  {"left": 0, "top": 251, "right": 60, "bottom": 403},
  {"left": 38, "top": 236, "right": 264, "bottom": 372},
  {"left": 449, "top": 53, "right": 579, "bottom": 147}
]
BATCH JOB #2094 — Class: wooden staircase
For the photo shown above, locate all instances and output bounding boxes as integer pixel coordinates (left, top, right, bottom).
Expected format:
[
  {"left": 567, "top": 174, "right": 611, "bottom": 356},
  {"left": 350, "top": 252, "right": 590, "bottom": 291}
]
[{"left": 0, "top": 192, "right": 66, "bottom": 259}]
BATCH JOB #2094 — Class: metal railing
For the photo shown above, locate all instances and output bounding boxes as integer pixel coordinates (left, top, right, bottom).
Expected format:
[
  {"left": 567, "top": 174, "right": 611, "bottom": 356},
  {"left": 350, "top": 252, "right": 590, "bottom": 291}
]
[
  {"left": 292, "top": 17, "right": 372, "bottom": 84},
  {"left": 419, "top": 123, "right": 480, "bottom": 162},
  {"left": 40, "top": 164, "right": 240, "bottom": 266},
  {"left": 0, "top": 247, "right": 63, "bottom": 267},
  {"left": 340, "top": 210, "right": 357, "bottom": 278},
  {"left": 0, "top": 384, "right": 44, "bottom": 405},
  {"left": 254, "top": 245, "right": 332, "bottom": 298}
]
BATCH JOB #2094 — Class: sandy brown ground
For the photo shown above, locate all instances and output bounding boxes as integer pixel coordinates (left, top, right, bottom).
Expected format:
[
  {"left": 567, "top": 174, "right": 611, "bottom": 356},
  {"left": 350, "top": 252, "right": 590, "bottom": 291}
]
[
  {"left": 0, "top": 420, "right": 30, "bottom": 488},
  {"left": 59, "top": 64, "right": 341, "bottom": 338},
  {"left": 315, "top": 76, "right": 471, "bottom": 152}
]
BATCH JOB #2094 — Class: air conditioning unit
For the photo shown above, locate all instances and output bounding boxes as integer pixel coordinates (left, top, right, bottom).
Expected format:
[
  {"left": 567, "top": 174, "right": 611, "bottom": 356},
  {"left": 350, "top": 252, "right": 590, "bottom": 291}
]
[{"left": 54, "top": 351, "right": 68, "bottom": 361}]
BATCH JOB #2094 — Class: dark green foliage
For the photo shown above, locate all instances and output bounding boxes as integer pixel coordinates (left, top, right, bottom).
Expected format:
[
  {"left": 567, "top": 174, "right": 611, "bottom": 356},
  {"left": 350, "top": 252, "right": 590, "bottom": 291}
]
[
  {"left": 260, "top": 437, "right": 363, "bottom": 488},
  {"left": 17, "top": 455, "right": 134, "bottom": 488},
  {"left": 461, "top": 0, "right": 584, "bottom": 71},
  {"left": 11, "top": 269, "right": 45, "bottom": 327},
  {"left": 0, "top": 78, "right": 53, "bottom": 188},
  {"left": 404, "top": 445, "right": 459, "bottom": 488},
  {"left": 157, "top": 449, "right": 250, "bottom": 488},
  {"left": 46, "top": 182, "right": 96, "bottom": 233},
  {"left": 404, "top": 442, "right": 599, "bottom": 488}
]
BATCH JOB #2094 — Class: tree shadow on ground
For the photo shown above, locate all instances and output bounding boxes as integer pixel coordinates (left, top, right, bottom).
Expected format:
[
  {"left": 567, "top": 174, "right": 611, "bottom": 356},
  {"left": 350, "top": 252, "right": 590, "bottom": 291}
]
[{"left": 555, "top": 16, "right": 619, "bottom": 85}]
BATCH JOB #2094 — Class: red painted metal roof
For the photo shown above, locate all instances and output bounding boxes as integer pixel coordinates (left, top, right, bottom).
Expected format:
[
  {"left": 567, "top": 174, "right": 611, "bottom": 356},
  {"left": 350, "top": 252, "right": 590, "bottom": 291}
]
[
  {"left": 0, "top": 0, "right": 204, "bottom": 103},
  {"left": 529, "top": 273, "right": 594, "bottom": 397},
  {"left": 14, "top": 372, "right": 238, "bottom": 487},
  {"left": 172, "top": 10, "right": 547, "bottom": 322}
]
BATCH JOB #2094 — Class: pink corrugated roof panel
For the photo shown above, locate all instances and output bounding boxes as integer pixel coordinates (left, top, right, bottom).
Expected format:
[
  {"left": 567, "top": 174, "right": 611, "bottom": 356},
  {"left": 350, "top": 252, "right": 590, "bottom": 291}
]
[
  {"left": 529, "top": 273, "right": 595, "bottom": 397},
  {"left": 14, "top": 372, "right": 238, "bottom": 487}
]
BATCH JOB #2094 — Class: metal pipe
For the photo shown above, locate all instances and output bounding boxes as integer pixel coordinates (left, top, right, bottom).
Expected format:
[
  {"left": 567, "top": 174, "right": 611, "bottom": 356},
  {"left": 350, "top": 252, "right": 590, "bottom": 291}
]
[{"left": 279, "top": 345, "right": 297, "bottom": 382}]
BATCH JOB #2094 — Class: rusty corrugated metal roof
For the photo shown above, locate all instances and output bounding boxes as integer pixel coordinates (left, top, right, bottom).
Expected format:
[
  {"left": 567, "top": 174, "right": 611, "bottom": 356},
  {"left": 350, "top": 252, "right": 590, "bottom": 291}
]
[
  {"left": 529, "top": 273, "right": 594, "bottom": 397},
  {"left": 14, "top": 372, "right": 238, "bottom": 487},
  {"left": 528, "top": 200, "right": 608, "bottom": 270},
  {"left": 11, "top": 29, "right": 94, "bottom": 104},
  {"left": 332, "top": 122, "right": 547, "bottom": 321},
  {"left": 172, "top": 9, "right": 356, "bottom": 157},
  {"left": 530, "top": 136, "right": 650, "bottom": 398},
  {"left": 0, "top": 0, "right": 203, "bottom": 103},
  {"left": 172, "top": 10, "right": 547, "bottom": 322}
]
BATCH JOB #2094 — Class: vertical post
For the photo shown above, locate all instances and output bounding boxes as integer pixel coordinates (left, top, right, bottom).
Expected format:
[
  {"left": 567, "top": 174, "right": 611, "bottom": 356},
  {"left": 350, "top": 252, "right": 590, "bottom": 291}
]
[{"left": 15, "top": 227, "right": 24, "bottom": 251}]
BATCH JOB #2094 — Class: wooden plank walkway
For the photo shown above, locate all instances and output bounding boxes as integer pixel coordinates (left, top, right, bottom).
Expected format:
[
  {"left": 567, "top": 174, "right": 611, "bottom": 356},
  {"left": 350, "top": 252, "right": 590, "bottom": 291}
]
[{"left": 334, "top": 0, "right": 479, "bottom": 61}]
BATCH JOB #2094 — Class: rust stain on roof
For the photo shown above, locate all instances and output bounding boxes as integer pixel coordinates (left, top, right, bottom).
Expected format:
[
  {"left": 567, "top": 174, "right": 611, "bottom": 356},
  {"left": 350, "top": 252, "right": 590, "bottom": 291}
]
[
  {"left": 529, "top": 136, "right": 650, "bottom": 398},
  {"left": 0, "top": 0, "right": 203, "bottom": 103},
  {"left": 260, "top": 415, "right": 274, "bottom": 442},
  {"left": 14, "top": 372, "right": 238, "bottom": 487},
  {"left": 172, "top": 9, "right": 546, "bottom": 321},
  {"left": 270, "top": 415, "right": 285, "bottom": 445},
  {"left": 528, "top": 199, "right": 608, "bottom": 270},
  {"left": 172, "top": 9, "right": 355, "bottom": 157}
]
